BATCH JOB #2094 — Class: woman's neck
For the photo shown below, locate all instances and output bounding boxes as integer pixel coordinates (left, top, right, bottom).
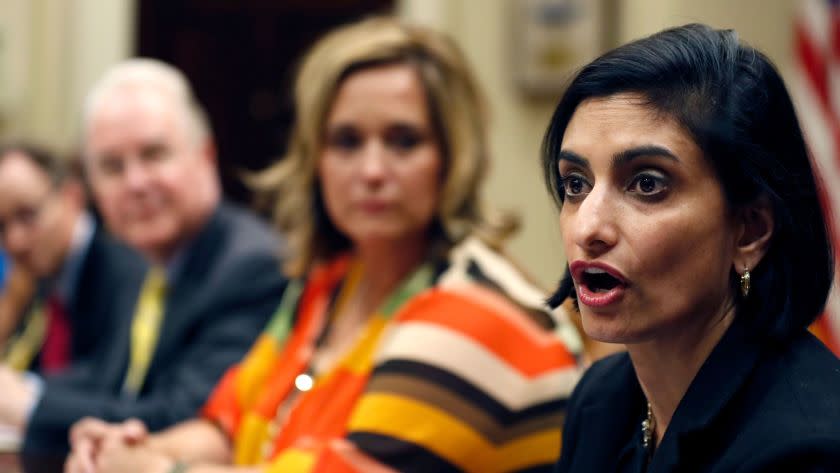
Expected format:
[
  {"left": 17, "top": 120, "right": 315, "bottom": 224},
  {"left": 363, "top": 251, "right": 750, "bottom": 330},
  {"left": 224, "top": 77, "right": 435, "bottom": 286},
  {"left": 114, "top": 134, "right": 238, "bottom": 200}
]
[
  {"left": 308, "top": 236, "right": 430, "bottom": 376},
  {"left": 352, "top": 236, "right": 429, "bottom": 312},
  {"left": 628, "top": 303, "right": 736, "bottom": 445}
]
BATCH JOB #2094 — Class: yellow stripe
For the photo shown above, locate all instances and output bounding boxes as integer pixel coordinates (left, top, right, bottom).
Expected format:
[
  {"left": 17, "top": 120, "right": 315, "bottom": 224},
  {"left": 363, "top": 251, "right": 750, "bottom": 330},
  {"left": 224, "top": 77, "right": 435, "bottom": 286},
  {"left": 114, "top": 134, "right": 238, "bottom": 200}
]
[
  {"left": 495, "top": 429, "right": 562, "bottom": 472},
  {"left": 348, "top": 393, "right": 561, "bottom": 472},
  {"left": 264, "top": 448, "right": 316, "bottom": 473},
  {"left": 234, "top": 413, "right": 270, "bottom": 465},
  {"left": 236, "top": 335, "right": 281, "bottom": 407},
  {"left": 340, "top": 316, "right": 387, "bottom": 374}
]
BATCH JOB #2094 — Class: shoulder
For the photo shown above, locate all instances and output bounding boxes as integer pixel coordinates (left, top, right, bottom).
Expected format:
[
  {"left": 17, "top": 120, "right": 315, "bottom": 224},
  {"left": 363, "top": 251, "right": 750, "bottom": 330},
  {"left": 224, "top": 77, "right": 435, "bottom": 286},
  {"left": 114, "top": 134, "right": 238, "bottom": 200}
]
[
  {"left": 746, "top": 333, "right": 840, "bottom": 423},
  {"left": 374, "top": 241, "right": 583, "bottom": 407},
  {"left": 712, "top": 333, "right": 840, "bottom": 470},
  {"left": 568, "top": 352, "right": 635, "bottom": 409},
  {"left": 432, "top": 237, "right": 583, "bottom": 353},
  {"left": 200, "top": 202, "right": 283, "bottom": 274},
  {"left": 721, "top": 427, "right": 840, "bottom": 472},
  {"left": 178, "top": 203, "right": 286, "bottom": 301},
  {"left": 214, "top": 201, "right": 282, "bottom": 255}
]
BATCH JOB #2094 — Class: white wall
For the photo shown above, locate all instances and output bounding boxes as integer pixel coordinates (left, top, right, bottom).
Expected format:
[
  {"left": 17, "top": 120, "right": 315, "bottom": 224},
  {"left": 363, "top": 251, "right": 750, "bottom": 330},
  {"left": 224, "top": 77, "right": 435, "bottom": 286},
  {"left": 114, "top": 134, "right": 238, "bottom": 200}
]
[
  {"left": 399, "top": 0, "right": 795, "bottom": 287},
  {"left": 0, "top": 0, "right": 135, "bottom": 153}
]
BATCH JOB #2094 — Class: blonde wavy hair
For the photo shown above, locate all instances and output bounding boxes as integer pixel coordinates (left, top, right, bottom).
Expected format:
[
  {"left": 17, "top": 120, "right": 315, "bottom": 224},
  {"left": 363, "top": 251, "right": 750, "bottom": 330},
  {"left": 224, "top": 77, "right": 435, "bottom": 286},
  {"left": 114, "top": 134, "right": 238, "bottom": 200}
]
[{"left": 255, "top": 16, "right": 516, "bottom": 277}]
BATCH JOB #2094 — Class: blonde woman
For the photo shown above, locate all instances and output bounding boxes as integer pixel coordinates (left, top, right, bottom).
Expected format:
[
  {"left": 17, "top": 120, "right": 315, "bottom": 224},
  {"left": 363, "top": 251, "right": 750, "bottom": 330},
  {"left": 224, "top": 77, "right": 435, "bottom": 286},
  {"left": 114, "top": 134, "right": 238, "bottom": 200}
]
[{"left": 65, "top": 17, "right": 582, "bottom": 473}]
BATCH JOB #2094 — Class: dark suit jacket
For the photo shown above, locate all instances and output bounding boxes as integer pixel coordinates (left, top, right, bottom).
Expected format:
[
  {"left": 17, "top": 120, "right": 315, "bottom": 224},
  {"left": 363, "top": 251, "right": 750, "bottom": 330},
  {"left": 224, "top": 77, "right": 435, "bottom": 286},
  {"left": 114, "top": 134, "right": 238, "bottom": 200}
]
[
  {"left": 555, "top": 315, "right": 840, "bottom": 473},
  {"left": 22, "top": 202, "right": 287, "bottom": 455},
  {"left": 21, "top": 223, "right": 146, "bottom": 372}
]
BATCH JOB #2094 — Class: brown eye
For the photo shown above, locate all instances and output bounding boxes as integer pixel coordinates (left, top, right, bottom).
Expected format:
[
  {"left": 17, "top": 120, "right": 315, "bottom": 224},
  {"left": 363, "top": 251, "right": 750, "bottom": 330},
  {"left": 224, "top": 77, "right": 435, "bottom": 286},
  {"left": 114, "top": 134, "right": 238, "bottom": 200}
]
[
  {"left": 638, "top": 176, "right": 656, "bottom": 193},
  {"left": 327, "top": 128, "right": 362, "bottom": 152},
  {"left": 140, "top": 143, "right": 169, "bottom": 163},
  {"left": 385, "top": 125, "right": 425, "bottom": 153},
  {"left": 560, "top": 173, "right": 591, "bottom": 199},
  {"left": 628, "top": 172, "right": 668, "bottom": 198},
  {"left": 98, "top": 156, "right": 124, "bottom": 177}
]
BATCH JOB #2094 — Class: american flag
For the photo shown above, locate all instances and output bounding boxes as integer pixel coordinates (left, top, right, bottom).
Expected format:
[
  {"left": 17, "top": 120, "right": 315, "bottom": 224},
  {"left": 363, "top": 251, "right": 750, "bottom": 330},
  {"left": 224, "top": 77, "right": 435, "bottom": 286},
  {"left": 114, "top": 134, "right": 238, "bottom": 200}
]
[{"left": 792, "top": 0, "right": 840, "bottom": 355}]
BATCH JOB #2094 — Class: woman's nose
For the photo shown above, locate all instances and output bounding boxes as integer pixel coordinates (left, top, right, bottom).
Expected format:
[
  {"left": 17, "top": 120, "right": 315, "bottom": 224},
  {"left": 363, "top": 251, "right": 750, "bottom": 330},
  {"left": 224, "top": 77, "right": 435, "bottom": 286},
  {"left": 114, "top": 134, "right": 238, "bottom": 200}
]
[
  {"left": 359, "top": 142, "right": 388, "bottom": 181},
  {"left": 568, "top": 185, "right": 619, "bottom": 256}
]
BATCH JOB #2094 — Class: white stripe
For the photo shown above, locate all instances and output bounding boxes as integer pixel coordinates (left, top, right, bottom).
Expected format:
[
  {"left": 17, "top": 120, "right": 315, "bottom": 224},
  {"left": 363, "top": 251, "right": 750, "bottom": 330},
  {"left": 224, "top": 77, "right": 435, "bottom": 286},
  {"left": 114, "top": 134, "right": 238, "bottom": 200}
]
[
  {"left": 375, "top": 321, "right": 581, "bottom": 410},
  {"left": 439, "top": 238, "right": 547, "bottom": 309},
  {"left": 799, "top": 0, "right": 832, "bottom": 52},
  {"left": 831, "top": 62, "right": 840, "bottom": 127}
]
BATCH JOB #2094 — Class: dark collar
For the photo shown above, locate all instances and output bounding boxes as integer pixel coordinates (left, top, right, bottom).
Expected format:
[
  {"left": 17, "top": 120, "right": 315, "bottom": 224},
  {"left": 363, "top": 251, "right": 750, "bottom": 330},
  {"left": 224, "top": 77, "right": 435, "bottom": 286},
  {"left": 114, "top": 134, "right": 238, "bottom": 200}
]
[
  {"left": 573, "top": 315, "right": 765, "bottom": 472},
  {"left": 651, "top": 315, "right": 763, "bottom": 471}
]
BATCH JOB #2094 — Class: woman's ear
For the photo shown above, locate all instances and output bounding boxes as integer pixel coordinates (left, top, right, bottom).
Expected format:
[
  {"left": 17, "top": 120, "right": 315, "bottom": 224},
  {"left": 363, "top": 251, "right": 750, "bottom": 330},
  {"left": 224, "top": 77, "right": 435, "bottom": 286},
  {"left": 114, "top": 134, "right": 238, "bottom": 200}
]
[{"left": 733, "top": 196, "right": 774, "bottom": 271}]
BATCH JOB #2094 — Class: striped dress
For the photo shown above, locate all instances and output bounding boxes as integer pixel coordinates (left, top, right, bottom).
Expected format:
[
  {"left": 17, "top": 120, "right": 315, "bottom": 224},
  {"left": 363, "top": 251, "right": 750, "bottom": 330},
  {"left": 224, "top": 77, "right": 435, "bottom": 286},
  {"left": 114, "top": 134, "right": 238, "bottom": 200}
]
[{"left": 202, "top": 237, "right": 582, "bottom": 472}]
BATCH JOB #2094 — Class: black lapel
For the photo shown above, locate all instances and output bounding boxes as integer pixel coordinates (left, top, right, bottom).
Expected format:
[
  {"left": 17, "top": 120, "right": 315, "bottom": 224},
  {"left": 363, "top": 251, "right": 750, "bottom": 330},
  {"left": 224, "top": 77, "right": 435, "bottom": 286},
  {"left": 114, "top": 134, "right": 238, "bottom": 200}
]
[
  {"left": 574, "top": 355, "right": 645, "bottom": 471},
  {"left": 650, "top": 316, "right": 763, "bottom": 472}
]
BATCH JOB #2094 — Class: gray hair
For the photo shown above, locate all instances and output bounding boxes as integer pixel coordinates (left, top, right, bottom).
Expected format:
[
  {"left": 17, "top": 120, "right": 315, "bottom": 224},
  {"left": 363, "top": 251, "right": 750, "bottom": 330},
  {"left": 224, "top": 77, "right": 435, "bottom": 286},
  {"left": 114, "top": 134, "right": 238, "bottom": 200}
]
[{"left": 83, "top": 58, "right": 210, "bottom": 143}]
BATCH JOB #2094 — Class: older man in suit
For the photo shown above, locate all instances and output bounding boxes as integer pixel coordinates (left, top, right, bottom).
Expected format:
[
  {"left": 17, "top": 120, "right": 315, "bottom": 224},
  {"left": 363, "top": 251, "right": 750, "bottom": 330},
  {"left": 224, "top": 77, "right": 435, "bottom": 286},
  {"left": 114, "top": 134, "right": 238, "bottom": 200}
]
[{"left": 0, "top": 59, "right": 287, "bottom": 460}]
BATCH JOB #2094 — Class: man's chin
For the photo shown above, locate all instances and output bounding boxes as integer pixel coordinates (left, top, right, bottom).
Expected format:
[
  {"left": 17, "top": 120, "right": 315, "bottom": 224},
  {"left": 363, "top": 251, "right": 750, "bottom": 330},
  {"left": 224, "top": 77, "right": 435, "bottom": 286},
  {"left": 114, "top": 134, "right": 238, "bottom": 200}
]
[{"left": 125, "top": 232, "right": 178, "bottom": 260}]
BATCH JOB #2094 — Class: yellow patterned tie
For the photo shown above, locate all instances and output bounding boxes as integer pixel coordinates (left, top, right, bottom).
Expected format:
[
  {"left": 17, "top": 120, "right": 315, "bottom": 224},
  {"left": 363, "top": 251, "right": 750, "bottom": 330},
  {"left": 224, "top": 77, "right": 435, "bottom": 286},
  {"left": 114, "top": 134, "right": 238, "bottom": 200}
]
[{"left": 123, "top": 267, "right": 167, "bottom": 395}]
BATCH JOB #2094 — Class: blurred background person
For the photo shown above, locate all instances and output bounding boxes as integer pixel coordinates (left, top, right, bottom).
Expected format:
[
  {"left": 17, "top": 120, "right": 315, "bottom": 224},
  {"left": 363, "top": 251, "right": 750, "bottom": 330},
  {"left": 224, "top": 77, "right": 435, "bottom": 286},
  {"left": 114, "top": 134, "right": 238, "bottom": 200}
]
[
  {"left": 545, "top": 24, "right": 840, "bottom": 471},
  {"left": 66, "top": 17, "right": 581, "bottom": 473},
  {"left": 0, "top": 143, "right": 142, "bottom": 378},
  {"left": 0, "top": 59, "right": 287, "bottom": 462}
]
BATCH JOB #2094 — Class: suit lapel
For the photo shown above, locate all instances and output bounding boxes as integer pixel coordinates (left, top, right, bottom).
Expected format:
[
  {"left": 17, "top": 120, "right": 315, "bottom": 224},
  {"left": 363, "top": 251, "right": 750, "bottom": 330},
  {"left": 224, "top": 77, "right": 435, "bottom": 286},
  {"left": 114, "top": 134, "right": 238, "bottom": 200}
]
[
  {"left": 572, "top": 356, "right": 645, "bottom": 471},
  {"left": 139, "top": 204, "right": 227, "bottom": 391},
  {"left": 649, "top": 316, "right": 764, "bottom": 472}
]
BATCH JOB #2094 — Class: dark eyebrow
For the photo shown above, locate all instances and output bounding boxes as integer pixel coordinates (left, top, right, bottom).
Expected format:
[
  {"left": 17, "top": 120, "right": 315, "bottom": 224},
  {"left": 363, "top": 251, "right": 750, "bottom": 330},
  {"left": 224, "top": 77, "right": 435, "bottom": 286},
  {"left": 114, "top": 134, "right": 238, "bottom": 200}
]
[
  {"left": 557, "top": 145, "right": 679, "bottom": 169},
  {"left": 557, "top": 150, "right": 589, "bottom": 168},
  {"left": 613, "top": 145, "right": 679, "bottom": 167}
]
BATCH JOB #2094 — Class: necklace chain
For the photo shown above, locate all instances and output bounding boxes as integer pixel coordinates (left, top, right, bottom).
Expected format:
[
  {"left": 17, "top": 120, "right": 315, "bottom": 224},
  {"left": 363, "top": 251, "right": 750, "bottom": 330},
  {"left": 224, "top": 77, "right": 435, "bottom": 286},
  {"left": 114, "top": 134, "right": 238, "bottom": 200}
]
[{"left": 641, "top": 401, "right": 656, "bottom": 452}]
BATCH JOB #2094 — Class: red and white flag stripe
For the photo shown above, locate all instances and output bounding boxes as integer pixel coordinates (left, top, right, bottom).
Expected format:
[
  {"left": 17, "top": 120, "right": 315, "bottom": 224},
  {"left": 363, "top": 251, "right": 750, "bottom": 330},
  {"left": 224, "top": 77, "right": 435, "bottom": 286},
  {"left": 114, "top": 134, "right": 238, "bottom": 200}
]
[{"left": 792, "top": 0, "right": 840, "bottom": 355}]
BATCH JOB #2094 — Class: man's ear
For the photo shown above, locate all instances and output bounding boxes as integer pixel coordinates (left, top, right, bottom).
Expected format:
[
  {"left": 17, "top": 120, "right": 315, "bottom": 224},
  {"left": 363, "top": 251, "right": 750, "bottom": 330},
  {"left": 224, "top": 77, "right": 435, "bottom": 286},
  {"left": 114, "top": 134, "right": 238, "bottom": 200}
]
[
  {"left": 200, "top": 137, "right": 217, "bottom": 167},
  {"left": 733, "top": 195, "right": 774, "bottom": 273}
]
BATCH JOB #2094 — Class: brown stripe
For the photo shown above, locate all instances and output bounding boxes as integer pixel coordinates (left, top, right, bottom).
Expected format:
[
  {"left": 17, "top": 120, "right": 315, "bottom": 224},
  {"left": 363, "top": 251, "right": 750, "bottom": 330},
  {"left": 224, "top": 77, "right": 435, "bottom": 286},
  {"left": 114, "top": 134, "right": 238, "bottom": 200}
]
[{"left": 364, "top": 372, "right": 565, "bottom": 444}]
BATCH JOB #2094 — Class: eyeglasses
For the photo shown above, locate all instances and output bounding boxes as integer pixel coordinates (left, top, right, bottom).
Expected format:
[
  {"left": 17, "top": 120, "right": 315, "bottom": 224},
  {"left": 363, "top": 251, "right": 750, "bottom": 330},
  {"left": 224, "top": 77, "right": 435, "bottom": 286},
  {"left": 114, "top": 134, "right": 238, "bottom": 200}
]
[{"left": 0, "top": 191, "right": 56, "bottom": 240}]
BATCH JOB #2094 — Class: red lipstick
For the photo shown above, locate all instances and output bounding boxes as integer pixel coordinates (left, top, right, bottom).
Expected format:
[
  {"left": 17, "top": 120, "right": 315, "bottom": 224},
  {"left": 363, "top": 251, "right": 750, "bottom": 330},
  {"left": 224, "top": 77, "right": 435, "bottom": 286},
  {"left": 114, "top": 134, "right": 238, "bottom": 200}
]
[{"left": 569, "top": 260, "right": 628, "bottom": 308}]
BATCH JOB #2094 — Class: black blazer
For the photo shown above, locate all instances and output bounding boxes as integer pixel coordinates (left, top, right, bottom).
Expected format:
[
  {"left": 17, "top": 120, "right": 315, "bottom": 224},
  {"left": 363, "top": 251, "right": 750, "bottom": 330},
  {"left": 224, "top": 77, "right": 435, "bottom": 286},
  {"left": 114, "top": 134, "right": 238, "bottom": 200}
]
[
  {"left": 22, "top": 202, "right": 287, "bottom": 455},
  {"left": 555, "top": 315, "right": 840, "bottom": 472},
  {"left": 64, "top": 223, "right": 146, "bottom": 364}
]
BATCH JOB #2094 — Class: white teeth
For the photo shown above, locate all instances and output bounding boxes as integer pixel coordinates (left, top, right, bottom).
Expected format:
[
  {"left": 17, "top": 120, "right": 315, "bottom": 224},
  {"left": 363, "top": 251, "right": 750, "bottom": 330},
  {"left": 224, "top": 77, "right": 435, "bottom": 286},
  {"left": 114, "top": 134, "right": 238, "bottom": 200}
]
[{"left": 583, "top": 268, "right": 607, "bottom": 275}]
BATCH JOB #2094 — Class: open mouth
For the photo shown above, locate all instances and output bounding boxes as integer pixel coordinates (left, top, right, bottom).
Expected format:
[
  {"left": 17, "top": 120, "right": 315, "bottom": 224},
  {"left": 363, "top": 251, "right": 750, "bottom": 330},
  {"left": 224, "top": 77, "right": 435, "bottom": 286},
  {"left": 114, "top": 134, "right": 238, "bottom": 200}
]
[
  {"left": 580, "top": 268, "right": 624, "bottom": 293},
  {"left": 569, "top": 261, "right": 628, "bottom": 308}
]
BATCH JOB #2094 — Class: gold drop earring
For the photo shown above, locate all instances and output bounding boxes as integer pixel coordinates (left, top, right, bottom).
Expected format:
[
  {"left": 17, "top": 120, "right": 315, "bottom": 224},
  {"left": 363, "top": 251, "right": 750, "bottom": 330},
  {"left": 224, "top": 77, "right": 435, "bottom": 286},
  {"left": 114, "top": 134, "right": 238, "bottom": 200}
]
[{"left": 740, "top": 265, "right": 751, "bottom": 297}]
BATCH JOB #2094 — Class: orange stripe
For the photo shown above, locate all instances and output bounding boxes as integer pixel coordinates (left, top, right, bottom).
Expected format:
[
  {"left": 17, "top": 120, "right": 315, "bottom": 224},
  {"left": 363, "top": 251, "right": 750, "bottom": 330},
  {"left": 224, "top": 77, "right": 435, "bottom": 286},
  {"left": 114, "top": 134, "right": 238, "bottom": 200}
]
[
  {"left": 395, "top": 288, "right": 576, "bottom": 376},
  {"left": 811, "top": 314, "right": 840, "bottom": 356},
  {"left": 447, "top": 284, "right": 561, "bottom": 341}
]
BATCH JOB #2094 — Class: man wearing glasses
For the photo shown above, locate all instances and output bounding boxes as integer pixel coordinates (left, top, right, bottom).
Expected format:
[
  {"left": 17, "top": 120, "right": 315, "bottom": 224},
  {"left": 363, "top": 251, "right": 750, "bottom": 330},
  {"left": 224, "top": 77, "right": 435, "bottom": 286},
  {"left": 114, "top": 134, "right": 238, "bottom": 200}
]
[{"left": 0, "top": 143, "right": 145, "bottom": 421}]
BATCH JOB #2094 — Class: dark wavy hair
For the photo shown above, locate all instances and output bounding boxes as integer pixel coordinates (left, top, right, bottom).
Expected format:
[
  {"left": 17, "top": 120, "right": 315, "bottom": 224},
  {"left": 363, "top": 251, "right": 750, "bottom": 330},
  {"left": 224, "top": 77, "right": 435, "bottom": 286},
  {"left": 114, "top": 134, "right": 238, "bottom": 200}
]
[{"left": 543, "top": 24, "right": 834, "bottom": 342}]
